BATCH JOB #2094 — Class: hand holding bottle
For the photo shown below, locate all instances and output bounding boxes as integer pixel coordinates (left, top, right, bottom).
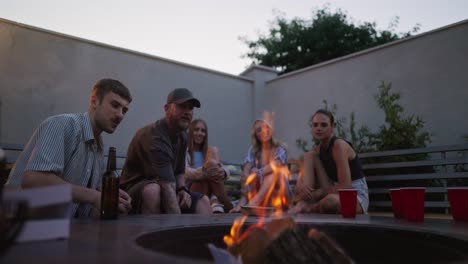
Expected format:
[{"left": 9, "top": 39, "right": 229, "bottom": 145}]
[{"left": 118, "top": 189, "right": 132, "bottom": 214}]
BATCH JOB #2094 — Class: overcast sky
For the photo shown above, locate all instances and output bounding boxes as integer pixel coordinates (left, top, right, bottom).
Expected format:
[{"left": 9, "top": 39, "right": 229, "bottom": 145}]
[{"left": 1, "top": 0, "right": 467, "bottom": 75}]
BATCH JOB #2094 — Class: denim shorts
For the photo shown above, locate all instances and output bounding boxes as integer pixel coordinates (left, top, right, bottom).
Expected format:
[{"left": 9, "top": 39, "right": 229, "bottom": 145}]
[{"left": 351, "top": 177, "right": 369, "bottom": 213}]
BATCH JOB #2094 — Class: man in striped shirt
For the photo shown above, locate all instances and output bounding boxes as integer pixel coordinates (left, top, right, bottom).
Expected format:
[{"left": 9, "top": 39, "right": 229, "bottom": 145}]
[{"left": 7, "top": 79, "right": 133, "bottom": 217}]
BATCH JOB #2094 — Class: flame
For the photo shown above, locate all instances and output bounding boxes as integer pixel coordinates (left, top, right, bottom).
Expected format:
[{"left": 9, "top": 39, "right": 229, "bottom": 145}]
[
  {"left": 245, "top": 172, "right": 258, "bottom": 201},
  {"left": 223, "top": 215, "right": 247, "bottom": 247},
  {"left": 224, "top": 111, "right": 292, "bottom": 248}
]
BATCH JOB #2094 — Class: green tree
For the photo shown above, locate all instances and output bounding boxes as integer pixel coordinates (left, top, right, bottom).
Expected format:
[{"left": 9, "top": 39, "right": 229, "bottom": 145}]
[{"left": 242, "top": 7, "right": 419, "bottom": 74}]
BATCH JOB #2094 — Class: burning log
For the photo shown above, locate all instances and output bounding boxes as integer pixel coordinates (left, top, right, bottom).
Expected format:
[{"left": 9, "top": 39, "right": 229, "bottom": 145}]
[{"left": 227, "top": 218, "right": 354, "bottom": 264}]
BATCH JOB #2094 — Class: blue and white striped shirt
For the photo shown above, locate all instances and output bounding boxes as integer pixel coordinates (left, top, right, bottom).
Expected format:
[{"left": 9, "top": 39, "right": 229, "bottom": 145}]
[{"left": 7, "top": 112, "right": 104, "bottom": 217}]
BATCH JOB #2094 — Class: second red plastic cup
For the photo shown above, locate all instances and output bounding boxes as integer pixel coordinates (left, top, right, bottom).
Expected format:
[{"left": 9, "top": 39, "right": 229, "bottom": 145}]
[
  {"left": 390, "top": 188, "right": 404, "bottom": 219},
  {"left": 447, "top": 187, "right": 468, "bottom": 221},
  {"left": 401, "top": 187, "right": 425, "bottom": 222},
  {"left": 339, "top": 189, "right": 358, "bottom": 218}
]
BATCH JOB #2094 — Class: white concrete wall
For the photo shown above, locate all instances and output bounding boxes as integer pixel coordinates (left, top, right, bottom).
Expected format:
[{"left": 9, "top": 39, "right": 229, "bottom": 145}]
[
  {"left": 265, "top": 21, "right": 468, "bottom": 159},
  {"left": 2, "top": 18, "right": 467, "bottom": 162},
  {"left": 240, "top": 65, "right": 279, "bottom": 118},
  {"left": 0, "top": 19, "right": 254, "bottom": 162}
]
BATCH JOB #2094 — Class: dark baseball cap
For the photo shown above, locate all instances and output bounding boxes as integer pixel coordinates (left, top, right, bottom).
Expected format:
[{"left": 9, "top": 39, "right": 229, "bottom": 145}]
[{"left": 166, "top": 88, "right": 201, "bottom": 108}]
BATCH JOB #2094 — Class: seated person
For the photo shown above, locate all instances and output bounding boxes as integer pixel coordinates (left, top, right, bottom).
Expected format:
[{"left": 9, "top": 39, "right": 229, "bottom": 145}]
[
  {"left": 230, "top": 119, "right": 291, "bottom": 213},
  {"left": 185, "top": 119, "right": 233, "bottom": 213},
  {"left": 289, "top": 109, "right": 369, "bottom": 214},
  {"left": 6, "top": 79, "right": 133, "bottom": 217},
  {"left": 120, "top": 88, "right": 211, "bottom": 214}
]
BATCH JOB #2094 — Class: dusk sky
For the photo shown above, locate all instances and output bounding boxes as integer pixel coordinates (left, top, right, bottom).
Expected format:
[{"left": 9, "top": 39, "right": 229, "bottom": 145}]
[{"left": 1, "top": 0, "right": 467, "bottom": 74}]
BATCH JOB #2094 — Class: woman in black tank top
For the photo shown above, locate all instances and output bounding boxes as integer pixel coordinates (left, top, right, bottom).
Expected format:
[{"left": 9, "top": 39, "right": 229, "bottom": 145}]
[{"left": 289, "top": 109, "right": 368, "bottom": 214}]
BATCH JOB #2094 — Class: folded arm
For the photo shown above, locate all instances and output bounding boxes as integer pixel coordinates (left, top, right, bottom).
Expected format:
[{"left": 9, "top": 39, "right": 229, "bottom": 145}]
[{"left": 22, "top": 170, "right": 101, "bottom": 209}]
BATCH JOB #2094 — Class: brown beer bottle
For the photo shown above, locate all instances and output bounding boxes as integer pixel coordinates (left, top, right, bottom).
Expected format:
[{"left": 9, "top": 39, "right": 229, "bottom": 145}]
[{"left": 100, "top": 147, "right": 119, "bottom": 220}]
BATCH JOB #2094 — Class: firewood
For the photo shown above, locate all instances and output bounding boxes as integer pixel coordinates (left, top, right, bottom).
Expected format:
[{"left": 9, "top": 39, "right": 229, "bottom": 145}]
[
  {"left": 227, "top": 217, "right": 354, "bottom": 264},
  {"left": 264, "top": 217, "right": 297, "bottom": 240},
  {"left": 262, "top": 227, "right": 353, "bottom": 264},
  {"left": 227, "top": 227, "right": 271, "bottom": 264}
]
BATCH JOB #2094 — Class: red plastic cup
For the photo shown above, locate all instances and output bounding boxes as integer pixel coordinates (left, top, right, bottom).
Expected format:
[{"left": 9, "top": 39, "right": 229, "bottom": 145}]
[
  {"left": 339, "top": 189, "right": 358, "bottom": 218},
  {"left": 390, "top": 188, "right": 404, "bottom": 219},
  {"left": 447, "top": 187, "right": 468, "bottom": 221},
  {"left": 401, "top": 187, "right": 425, "bottom": 222}
]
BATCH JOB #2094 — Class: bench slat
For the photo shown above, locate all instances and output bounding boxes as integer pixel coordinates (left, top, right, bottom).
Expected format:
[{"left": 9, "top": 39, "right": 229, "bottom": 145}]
[
  {"left": 370, "top": 201, "right": 450, "bottom": 208},
  {"left": 369, "top": 187, "right": 448, "bottom": 194},
  {"left": 0, "top": 143, "right": 25, "bottom": 151},
  {"left": 366, "top": 172, "right": 468, "bottom": 181},
  {"left": 362, "top": 157, "right": 468, "bottom": 170},
  {"left": 360, "top": 143, "right": 468, "bottom": 158},
  {"left": 227, "top": 189, "right": 241, "bottom": 194}
]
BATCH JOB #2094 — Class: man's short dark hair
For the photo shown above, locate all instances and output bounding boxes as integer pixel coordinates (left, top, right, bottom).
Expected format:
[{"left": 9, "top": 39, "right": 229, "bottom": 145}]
[{"left": 92, "top": 78, "right": 132, "bottom": 103}]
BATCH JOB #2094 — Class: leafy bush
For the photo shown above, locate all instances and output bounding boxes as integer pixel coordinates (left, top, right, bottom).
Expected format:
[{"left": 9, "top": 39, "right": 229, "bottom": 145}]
[{"left": 296, "top": 81, "right": 432, "bottom": 153}]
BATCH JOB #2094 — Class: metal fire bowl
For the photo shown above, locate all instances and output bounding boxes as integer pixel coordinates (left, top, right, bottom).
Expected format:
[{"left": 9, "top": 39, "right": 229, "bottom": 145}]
[
  {"left": 134, "top": 214, "right": 468, "bottom": 264},
  {"left": 3, "top": 214, "right": 468, "bottom": 264}
]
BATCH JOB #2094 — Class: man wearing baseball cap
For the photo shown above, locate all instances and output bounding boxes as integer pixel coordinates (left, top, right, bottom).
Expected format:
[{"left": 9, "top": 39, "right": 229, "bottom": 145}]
[{"left": 120, "top": 88, "right": 211, "bottom": 214}]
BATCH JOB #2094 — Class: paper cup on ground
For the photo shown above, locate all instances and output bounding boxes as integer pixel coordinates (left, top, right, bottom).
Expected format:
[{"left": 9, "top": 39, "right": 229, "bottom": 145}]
[
  {"left": 447, "top": 187, "right": 468, "bottom": 221},
  {"left": 339, "top": 189, "right": 358, "bottom": 218},
  {"left": 401, "top": 187, "right": 425, "bottom": 222},
  {"left": 390, "top": 188, "right": 403, "bottom": 219}
]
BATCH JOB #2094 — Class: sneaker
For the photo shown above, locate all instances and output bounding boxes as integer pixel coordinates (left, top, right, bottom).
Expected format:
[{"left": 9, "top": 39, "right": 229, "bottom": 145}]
[{"left": 211, "top": 202, "right": 225, "bottom": 213}]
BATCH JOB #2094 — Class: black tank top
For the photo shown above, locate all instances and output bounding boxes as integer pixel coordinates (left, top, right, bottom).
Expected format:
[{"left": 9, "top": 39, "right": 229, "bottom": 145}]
[{"left": 318, "top": 136, "right": 364, "bottom": 183}]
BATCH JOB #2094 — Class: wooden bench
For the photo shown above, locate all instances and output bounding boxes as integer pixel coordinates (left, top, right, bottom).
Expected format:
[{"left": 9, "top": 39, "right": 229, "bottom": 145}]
[
  {"left": 360, "top": 143, "right": 468, "bottom": 213},
  {"left": 223, "top": 143, "right": 468, "bottom": 214}
]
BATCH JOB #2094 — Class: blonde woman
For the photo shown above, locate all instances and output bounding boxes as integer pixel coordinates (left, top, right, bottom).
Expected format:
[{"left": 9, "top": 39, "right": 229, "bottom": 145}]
[{"left": 230, "top": 119, "right": 290, "bottom": 213}]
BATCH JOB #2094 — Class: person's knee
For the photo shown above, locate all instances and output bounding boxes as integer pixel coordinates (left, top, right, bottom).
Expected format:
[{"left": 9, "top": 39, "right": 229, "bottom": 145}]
[
  {"left": 205, "top": 159, "right": 218, "bottom": 168},
  {"left": 209, "top": 146, "right": 219, "bottom": 156},
  {"left": 199, "top": 195, "right": 210, "bottom": 207},
  {"left": 205, "top": 147, "right": 220, "bottom": 162},
  {"left": 319, "top": 195, "right": 340, "bottom": 214},
  {"left": 142, "top": 183, "right": 161, "bottom": 202}
]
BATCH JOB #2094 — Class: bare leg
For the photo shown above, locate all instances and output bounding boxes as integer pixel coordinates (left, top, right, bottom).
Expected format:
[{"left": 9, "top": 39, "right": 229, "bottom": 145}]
[
  {"left": 159, "top": 181, "right": 180, "bottom": 214},
  {"left": 319, "top": 194, "right": 340, "bottom": 214},
  {"left": 299, "top": 151, "right": 331, "bottom": 197},
  {"left": 190, "top": 171, "right": 233, "bottom": 211},
  {"left": 248, "top": 174, "right": 275, "bottom": 206},
  {"left": 302, "top": 151, "right": 317, "bottom": 188},
  {"left": 290, "top": 151, "right": 331, "bottom": 213},
  {"left": 200, "top": 148, "right": 232, "bottom": 211},
  {"left": 141, "top": 183, "right": 161, "bottom": 214},
  {"left": 312, "top": 153, "right": 331, "bottom": 191},
  {"left": 195, "top": 195, "right": 212, "bottom": 215},
  {"left": 205, "top": 147, "right": 220, "bottom": 163},
  {"left": 209, "top": 180, "right": 233, "bottom": 211}
]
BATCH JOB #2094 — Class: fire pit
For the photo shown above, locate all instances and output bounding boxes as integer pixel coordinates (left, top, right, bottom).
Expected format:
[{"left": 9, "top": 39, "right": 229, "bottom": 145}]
[{"left": 135, "top": 221, "right": 468, "bottom": 263}]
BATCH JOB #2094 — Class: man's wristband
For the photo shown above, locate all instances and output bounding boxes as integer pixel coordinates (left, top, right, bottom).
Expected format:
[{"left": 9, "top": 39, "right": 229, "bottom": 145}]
[{"left": 176, "top": 186, "right": 190, "bottom": 194}]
